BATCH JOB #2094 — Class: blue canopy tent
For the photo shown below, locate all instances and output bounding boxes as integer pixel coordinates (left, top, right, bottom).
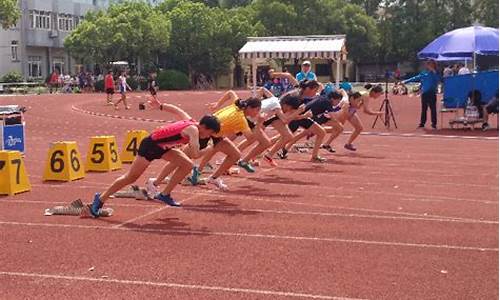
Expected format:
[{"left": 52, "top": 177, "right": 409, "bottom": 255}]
[{"left": 417, "top": 26, "right": 499, "bottom": 108}]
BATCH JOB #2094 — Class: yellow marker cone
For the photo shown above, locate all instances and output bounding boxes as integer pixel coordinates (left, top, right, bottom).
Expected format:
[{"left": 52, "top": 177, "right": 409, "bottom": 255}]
[
  {"left": 85, "top": 136, "right": 122, "bottom": 172},
  {"left": 120, "top": 130, "right": 149, "bottom": 163},
  {"left": 0, "top": 151, "right": 31, "bottom": 196},
  {"left": 43, "top": 142, "right": 85, "bottom": 181}
]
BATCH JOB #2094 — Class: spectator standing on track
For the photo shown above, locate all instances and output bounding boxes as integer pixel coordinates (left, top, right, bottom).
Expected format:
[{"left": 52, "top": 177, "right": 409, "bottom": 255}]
[
  {"left": 78, "top": 71, "right": 86, "bottom": 92},
  {"left": 403, "top": 60, "right": 441, "bottom": 129},
  {"left": 48, "top": 70, "right": 59, "bottom": 94},
  {"left": 104, "top": 70, "right": 115, "bottom": 105},
  {"left": 114, "top": 70, "right": 132, "bottom": 110},
  {"left": 296, "top": 61, "right": 317, "bottom": 82}
]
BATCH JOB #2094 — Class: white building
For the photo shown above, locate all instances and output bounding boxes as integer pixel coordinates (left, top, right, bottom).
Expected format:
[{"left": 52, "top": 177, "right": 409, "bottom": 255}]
[{"left": 0, "top": 0, "right": 110, "bottom": 80}]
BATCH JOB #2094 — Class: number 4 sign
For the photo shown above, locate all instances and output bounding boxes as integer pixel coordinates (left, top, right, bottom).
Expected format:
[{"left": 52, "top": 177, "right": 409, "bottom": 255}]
[
  {"left": 0, "top": 150, "right": 31, "bottom": 195},
  {"left": 85, "top": 136, "right": 122, "bottom": 172},
  {"left": 43, "top": 142, "right": 85, "bottom": 181},
  {"left": 120, "top": 130, "right": 148, "bottom": 163}
]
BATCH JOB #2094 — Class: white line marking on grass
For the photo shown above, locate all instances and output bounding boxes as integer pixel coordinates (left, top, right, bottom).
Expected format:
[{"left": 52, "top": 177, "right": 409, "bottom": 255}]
[
  {"left": 0, "top": 271, "right": 360, "bottom": 300},
  {"left": 0, "top": 221, "right": 496, "bottom": 252}
]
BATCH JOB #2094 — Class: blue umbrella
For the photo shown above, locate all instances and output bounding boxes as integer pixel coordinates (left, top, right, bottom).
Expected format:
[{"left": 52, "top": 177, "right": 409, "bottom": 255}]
[{"left": 418, "top": 25, "right": 499, "bottom": 61}]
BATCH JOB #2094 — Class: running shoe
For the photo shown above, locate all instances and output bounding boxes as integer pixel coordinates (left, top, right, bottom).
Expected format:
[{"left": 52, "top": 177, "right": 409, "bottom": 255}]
[
  {"left": 321, "top": 144, "right": 336, "bottom": 153},
  {"left": 344, "top": 144, "right": 357, "bottom": 151},
  {"left": 277, "top": 148, "right": 288, "bottom": 159},
  {"left": 482, "top": 123, "right": 490, "bottom": 131},
  {"left": 155, "top": 193, "right": 181, "bottom": 207},
  {"left": 145, "top": 178, "right": 159, "bottom": 199},
  {"left": 208, "top": 177, "right": 229, "bottom": 191},
  {"left": 311, "top": 156, "right": 327, "bottom": 163},
  {"left": 89, "top": 193, "right": 103, "bottom": 218},
  {"left": 263, "top": 154, "right": 278, "bottom": 167},
  {"left": 238, "top": 160, "right": 256, "bottom": 173},
  {"left": 190, "top": 166, "right": 201, "bottom": 185}
]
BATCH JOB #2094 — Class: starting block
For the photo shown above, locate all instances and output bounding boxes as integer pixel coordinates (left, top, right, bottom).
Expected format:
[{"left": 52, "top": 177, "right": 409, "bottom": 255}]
[
  {"left": 85, "top": 136, "right": 122, "bottom": 172},
  {"left": 111, "top": 185, "right": 149, "bottom": 200},
  {"left": 0, "top": 150, "right": 31, "bottom": 196},
  {"left": 44, "top": 199, "right": 113, "bottom": 217},
  {"left": 43, "top": 141, "right": 85, "bottom": 181},
  {"left": 120, "top": 130, "right": 148, "bottom": 163}
]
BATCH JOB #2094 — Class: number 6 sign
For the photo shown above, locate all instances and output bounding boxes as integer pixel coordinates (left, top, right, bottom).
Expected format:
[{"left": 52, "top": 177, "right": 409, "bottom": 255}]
[{"left": 43, "top": 141, "right": 85, "bottom": 181}]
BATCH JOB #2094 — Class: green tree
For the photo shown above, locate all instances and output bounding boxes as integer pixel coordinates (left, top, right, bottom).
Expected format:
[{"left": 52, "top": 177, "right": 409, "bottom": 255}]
[
  {"left": 164, "top": 1, "right": 260, "bottom": 81},
  {"left": 65, "top": 1, "right": 170, "bottom": 71},
  {"left": 250, "top": 0, "right": 379, "bottom": 62},
  {"left": 473, "top": 0, "right": 499, "bottom": 27},
  {"left": 0, "top": 0, "right": 20, "bottom": 29}
]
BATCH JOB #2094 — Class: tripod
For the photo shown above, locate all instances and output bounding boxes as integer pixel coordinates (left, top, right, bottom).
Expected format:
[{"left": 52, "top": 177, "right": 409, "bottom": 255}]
[{"left": 372, "top": 79, "right": 398, "bottom": 129}]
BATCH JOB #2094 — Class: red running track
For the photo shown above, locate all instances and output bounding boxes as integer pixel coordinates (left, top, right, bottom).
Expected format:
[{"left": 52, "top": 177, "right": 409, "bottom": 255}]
[{"left": 0, "top": 91, "right": 498, "bottom": 299}]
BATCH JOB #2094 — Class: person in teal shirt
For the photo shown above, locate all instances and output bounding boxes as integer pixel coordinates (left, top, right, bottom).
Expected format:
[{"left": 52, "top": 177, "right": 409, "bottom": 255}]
[
  {"left": 403, "top": 60, "right": 440, "bottom": 129},
  {"left": 295, "top": 61, "right": 317, "bottom": 82}
]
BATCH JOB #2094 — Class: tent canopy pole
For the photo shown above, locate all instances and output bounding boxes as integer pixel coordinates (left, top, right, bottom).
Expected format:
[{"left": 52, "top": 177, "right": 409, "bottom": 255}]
[
  {"left": 336, "top": 58, "right": 340, "bottom": 86},
  {"left": 252, "top": 59, "right": 257, "bottom": 96}
]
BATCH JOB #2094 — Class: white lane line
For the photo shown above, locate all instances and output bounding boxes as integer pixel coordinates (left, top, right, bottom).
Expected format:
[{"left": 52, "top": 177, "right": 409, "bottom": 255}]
[
  {"left": 0, "top": 221, "right": 496, "bottom": 252},
  {"left": 111, "top": 194, "right": 199, "bottom": 229},
  {"left": 0, "top": 271, "right": 359, "bottom": 300},
  {"left": 184, "top": 206, "right": 498, "bottom": 225},
  {"left": 112, "top": 167, "right": 277, "bottom": 228},
  {"left": 1, "top": 199, "right": 496, "bottom": 225},
  {"left": 184, "top": 190, "right": 496, "bottom": 222}
]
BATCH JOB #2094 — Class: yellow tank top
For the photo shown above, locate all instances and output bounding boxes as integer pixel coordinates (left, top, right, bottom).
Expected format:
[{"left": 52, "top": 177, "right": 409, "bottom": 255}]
[{"left": 213, "top": 104, "right": 250, "bottom": 137}]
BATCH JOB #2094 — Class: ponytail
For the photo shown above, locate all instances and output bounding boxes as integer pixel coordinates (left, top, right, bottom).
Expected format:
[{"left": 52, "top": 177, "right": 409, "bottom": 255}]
[{"left": 235, "top": 97, "right": 261, "bottom": 110}]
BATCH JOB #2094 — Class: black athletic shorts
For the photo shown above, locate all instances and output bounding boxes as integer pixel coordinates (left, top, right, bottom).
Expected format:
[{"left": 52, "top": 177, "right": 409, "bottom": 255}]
[
  {"left": 106, "top": 88, "right": 114, "bottom": 95},
  {"left": 263, "top": 115, "right": 280, "bottom": 127},
  {"left": 312, "top": 114, "right": 330, "bottom": 125},
  {"left": 288, "top": 118, "right": 314, "bottom": 133},
  {"left": 199, "top": 136, "right": 223, "bottom": 150},
  {"left": 149, "top": 88, "right": 157, "bottom": 96},
  {"left": 137, "top": 136, "right": 169, "bottom": 161}
]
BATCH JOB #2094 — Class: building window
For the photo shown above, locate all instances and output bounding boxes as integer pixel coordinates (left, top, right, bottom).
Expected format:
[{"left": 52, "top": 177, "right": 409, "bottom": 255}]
[
  {"left": 11, "top": 41, "right": 18, "bottom": 61},
  {"left": 58, "top": 14, "right": 74, "bottom": 31},
  {"left": 28, "top": 56, "right": 42, "bottom": 78},
  {"left": 29, "top": 10, "right": 52, "bottom": 30},
  {"left": 53, "top": 57, "right": 65, "bottom": 74},
  {"left": 315, "top": 64, "right": 331, "bottom": 77}
]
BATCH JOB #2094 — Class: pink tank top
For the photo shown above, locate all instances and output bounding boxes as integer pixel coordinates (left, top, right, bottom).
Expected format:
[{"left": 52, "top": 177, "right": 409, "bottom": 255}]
[{"left": 151, "top": 119, "right": 196, "bottom": 149}]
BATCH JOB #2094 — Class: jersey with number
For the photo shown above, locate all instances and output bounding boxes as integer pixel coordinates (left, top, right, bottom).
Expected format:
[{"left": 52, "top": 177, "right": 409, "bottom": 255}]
[{"left": 150, "top": 119, "right": 196, "bottom": 149}]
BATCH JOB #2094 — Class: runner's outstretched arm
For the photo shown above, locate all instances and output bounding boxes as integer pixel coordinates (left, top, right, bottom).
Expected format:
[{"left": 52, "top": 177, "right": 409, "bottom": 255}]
[
  {"left": 160, "top": 104, "right": 192, "bottom": 120},
  {"left": 208, "top": 90, "right": 239, "bottom": 111}
]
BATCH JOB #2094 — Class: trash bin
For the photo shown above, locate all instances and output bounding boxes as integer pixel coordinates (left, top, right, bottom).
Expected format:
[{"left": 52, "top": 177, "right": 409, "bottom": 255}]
[{"left": 0, "top": 105, "right": 26, "bottom": 153}]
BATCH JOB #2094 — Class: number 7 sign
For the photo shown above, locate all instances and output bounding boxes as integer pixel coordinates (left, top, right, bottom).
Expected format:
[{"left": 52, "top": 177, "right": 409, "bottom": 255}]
[{"left": 0, "top": 150, "right": 31, "bottom": 196}]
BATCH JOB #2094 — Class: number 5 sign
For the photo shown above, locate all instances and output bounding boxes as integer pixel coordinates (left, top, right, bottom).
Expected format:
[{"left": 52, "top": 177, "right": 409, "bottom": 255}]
[
  {"left": 85, "top": 136, "right": 122, "bottom": 172},
  {"left": 0, "top": 150, "right": 31, "bottom": 195},
  {"left": 43, "top": 142, "right": 85, "bottom": 181}
]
